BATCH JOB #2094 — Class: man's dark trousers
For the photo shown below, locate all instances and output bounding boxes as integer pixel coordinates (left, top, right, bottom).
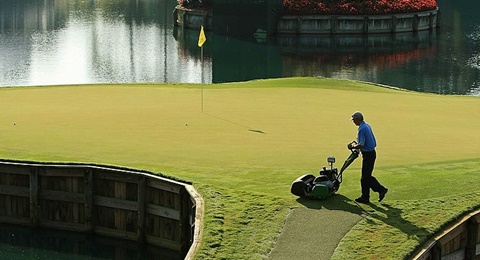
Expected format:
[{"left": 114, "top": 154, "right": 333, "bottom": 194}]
[{"left": 361, "top": 150, "right": 385, "bottom": 199}]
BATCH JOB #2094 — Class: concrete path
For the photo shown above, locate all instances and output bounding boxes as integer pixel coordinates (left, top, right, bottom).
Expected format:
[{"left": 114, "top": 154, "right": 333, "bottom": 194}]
[{"left": 268, "top": 195, "right": 364, "bottom": 260}]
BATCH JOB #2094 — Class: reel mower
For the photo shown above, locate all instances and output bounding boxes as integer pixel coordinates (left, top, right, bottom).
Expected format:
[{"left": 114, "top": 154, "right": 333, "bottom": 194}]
[{"left": 290, "top": 142, "right": 359, "bottom": 199}]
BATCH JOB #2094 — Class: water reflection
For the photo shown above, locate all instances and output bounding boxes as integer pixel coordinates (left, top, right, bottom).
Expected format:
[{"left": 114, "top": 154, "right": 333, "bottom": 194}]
[
  {"left": 278, "top": 31, "right": 438, "bottom": 81},
  {"left": 467, "top": 25, "right": 480, "bottom": 71},
  {"left": 0, "top": 0, "right": 212, "bottom": 86},
  {"left": 0, "top": 0, "right": 479, "bottom": 95},
  {"left": 0, "top": 224, "right": 182, "bottom": 260}
]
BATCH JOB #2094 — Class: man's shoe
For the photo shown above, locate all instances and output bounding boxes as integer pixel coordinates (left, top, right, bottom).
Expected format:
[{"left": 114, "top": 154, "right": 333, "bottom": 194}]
[
  {"left": 355, "top": 197, "right": 370, "bottom": 204},
  {"left": 379, "top": 188, "right": 388, "bottom": 202}
]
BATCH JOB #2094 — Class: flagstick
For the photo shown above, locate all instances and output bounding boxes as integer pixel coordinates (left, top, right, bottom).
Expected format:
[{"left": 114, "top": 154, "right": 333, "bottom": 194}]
[
  {"left": 201, "top": 45, "right": 204, "bottom": 112},
  {"left": 198, "top": 25, "right": 206, "bottom": 112}
]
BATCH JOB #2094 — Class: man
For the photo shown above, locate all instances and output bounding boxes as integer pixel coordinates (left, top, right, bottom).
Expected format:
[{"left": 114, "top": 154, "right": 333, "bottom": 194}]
[{"left": 349, "top": 111, "right": 388, "bottom": 204}]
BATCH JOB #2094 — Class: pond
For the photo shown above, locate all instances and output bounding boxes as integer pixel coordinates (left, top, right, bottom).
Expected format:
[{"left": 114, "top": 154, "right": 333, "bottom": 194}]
[
  {"left": 0, "top": 223, "right": 182, "bottom": 260},
  {"left": 0, "top": 0, "right": 479, "bottom": 95}
]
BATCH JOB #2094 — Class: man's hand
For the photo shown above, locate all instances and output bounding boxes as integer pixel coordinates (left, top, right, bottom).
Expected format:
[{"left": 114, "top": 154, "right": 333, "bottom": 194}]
[{"left": 347, "top": 141, "right": 358, "bottom": 150}]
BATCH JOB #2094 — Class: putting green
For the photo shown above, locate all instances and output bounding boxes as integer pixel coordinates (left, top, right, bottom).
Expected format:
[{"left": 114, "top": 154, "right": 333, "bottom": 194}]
[
  {"left": 2, "top": 80, "right": 478, "bottom": 173},
  {"left": 1, "top": 78, "right": 479, "bottom": 259}
]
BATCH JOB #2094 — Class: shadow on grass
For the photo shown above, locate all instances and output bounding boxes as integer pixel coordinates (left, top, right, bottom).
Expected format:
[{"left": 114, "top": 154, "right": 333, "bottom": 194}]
[
  {"left": 296, "top": 194, "right": 364, "bottom": 215},
  {"left": 297, "top": 194, "right": 428, "bottom": 240},
  {"left": 367, "top": 203, "right": 429, "bottom": 240}
]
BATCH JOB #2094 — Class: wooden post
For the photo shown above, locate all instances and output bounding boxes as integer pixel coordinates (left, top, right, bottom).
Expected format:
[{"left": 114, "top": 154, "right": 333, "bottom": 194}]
[
  {"left": 84, "top": 168, "right": 93, "bottom": 232},
  {"left": 137, "top": 175, "right": 146, "bottom": 243},
  {"left": 466, "top": 215, "right": 480, "bottom": 259},
  {"left": 429, "top": 12, "right": 434, "bottom": 30},
  {"left": 391, "top": 15, "right": 397, "bottom": 33},
  {"left": 29, "top": 167, "right": 39, "bottom": 226},
  {"left": 437, "top": 10, "right": 441, "bottom": 29},
  {"left": 172, "top": 8, "right": 178, "bottom": 27},
  {"left": 431, "top": 242, "right": 441, "bottom": 260},
  {"left": 413, "top": 14, "right": 419, "bottom": 32},
  {"left": 181, "top": 12, "right": 186, "bottom": 29},
  {"left": 296, "top": 16, "right": 301, "bottom": 34},
  {"left": 363, "top": 16, "right": 369, "bottom": 34},
  {"left": 179, "top": 188, "right": 190, "bottom": 255},
  {"left": 331, "top": 17, "right": 336, "bottom": 34}
]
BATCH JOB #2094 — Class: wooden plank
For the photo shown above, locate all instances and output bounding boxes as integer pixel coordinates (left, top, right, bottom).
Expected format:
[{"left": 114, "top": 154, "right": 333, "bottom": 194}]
[
  {"left": 94, "top": 226, "right": 137, "bottom": 241},
  {"left": 84, "top": 169, "right": 93, "bottom": 231},
  {"left": 0, "top": 172, "right": 29, "bottom": 187},
  {"left": 95, "top": 206, "right": 115, "bottom": 229},
  {"left": 30, "top": 167, "right": 39, "bottom": 225},
  {"left": 439, "top": 223, "right": 467, "bottom": 245},
  {"left": 179, "top": 188, "right": 191, "bottom": 254},
  {"left": 0, "top": 185, "right": 30, "bottom": 197},
  {"left": 115, "top": 181, "right": 126, "bottom": 199},
  {"left": 147, "top": 179, "right": 181, "bottom": 194},
  {"left": 39, "top": 190, "right": 84, "bottom": 203},
  {"left": 441, "top": 249, "right": 465, "bottom": 260},
  {"left": 39, "top": 219, "right": 86, "bottom": 232},
  {"left": 94, "top": 177, "right": 115, "bottom": 197},
  {"left": 94, "top": 195, "right": 138, "bottom": 211},
  {"left": 148, "top": 188, "right": 180, "bottom": 209},
  {"left": 0, "top": 215, "right": 32, "bottom": 225},
  {"left": 146, "top": 204, "right": 180, "bottom": 220},
  {"left": 466, "top": 218, "right": 479, "bottom": 259},
  {"left": 184, "top": 184, "right": 205, "bottom": 260},
  {"left": 112, "top": 181, "right": 129, "bottom": 231},
  {"left": 0, "top": 164, "right": 32, "bottom": 175},
  {"left": 5, "top": 194, "right": 11, "bottom": 216},
  {"left": 414, "top": 249, "right": 431, "bottom": 260},
  {"left": 93, "top": 169, "right": 139, "bottom": 183},
  {"left": 114, "top": 208, "right": 126, "bottom": 231},
  {"left": 39, "top": 166, "right": 85, "bottom": 177},
  {"left": 137, "top": 176, "right": 146, "bottom": 243},
  {"left": 145, "top": 235, "right": 182, "bottom": 251},
  {"left": 71, "top": 177, "right": 79, "bottom": 223},
  {"left": 473, "top": 213, "right": 480, "bottom": 224},
  {"left": 478, "top": 223, "right": 480, "bottom": 244}
]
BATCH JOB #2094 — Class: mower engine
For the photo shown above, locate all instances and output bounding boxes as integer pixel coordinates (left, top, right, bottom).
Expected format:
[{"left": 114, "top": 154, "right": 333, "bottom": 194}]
[
  {"left": 291, "top": 144, "right": 359, "bottom": 199},
  {"left": 290, "top": 156, "right": 341, "bottom": 199}
]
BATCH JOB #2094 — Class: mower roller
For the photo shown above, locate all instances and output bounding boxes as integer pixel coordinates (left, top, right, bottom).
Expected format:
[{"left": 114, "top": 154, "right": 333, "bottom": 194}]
[{"left": 290, "top": 142, "right": 359, "bottom": 199}]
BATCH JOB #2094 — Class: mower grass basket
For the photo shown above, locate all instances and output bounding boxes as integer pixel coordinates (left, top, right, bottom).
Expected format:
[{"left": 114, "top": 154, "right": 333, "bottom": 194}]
[{"left": 291, "top": 150, "right": 359, "bottom": 199}]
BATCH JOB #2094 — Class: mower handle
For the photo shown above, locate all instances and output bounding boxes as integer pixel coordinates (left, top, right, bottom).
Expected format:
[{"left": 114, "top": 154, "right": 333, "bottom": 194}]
[{"left": 347, "top": 141, "right": 358, "bottom": 151}]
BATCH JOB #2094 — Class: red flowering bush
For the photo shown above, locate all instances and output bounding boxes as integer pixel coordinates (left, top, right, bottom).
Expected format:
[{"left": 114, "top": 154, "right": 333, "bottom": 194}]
[
  {"left": 283, "top": 0, "right": 438, "bottom": 15},
  {"left": 178, "top": 0, "right": 212, "bottom": 10},
  {"left": 178, "top": 0, "right": 438, "bottom": 15}
]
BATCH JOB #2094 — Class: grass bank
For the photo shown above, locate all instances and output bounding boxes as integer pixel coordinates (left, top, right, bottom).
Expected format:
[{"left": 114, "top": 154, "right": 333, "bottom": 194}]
[{"left": 1, "top": 78, "right": 479, "bottom": 259}]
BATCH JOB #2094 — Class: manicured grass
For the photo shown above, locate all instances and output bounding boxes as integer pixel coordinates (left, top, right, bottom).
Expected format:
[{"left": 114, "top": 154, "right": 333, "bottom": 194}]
[
  {"left": 333, "top": 189, "right": 480, "bottom": 260},
  {"left": 1, "top": 78, "right": 479, "bottom": 259}
]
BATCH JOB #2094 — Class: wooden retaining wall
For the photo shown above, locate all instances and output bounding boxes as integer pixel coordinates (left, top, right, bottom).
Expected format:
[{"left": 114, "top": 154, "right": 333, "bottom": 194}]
[
  {"left": 412, "top": 209, "right": 480, "bottom": 260},
  {"left": 173, "top": 6, "right": 439, "bottom": 34},
  {"left": 0, "top": 160, "right": 203, "bottom": 259},
  {"left": 277, "top": 9, "right": 439, "bottom": 34},
  {"left": 173, "top": 7, "right": 212, "bottom": 30}
]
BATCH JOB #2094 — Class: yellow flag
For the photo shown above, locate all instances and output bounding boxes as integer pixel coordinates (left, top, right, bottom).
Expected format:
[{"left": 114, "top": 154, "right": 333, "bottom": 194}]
[{"left": 198, "top": 25, "right": 206, "bottom": 47}]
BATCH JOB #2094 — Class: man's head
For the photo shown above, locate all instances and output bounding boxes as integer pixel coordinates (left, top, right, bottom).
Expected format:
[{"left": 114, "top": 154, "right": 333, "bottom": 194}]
[{"left": 351, "top": 111, "right": 363, "bottom": 126}]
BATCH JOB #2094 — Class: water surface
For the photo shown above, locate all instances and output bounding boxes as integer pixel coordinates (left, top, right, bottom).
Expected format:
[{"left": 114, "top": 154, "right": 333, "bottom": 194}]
[{"left": 0, "top": 0, "right": 478, "bottom": 94}]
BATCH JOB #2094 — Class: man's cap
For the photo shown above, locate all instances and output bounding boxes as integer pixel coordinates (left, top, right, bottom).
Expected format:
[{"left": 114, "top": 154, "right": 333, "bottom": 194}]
[{"left": 351, "top": 111, "right": 363, "bottom": 120}]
